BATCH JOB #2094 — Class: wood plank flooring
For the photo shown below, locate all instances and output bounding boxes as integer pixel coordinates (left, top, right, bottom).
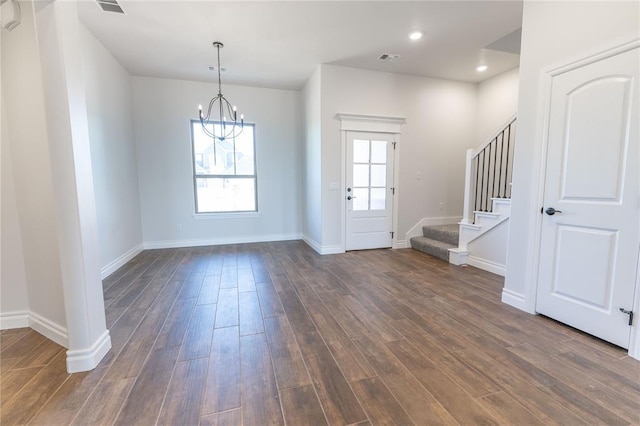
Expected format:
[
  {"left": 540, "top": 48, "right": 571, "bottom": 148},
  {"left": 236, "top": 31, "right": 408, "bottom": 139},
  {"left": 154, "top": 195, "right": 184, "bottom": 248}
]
[{"left": 1, "top": 241, "right": 639, "bottom": 425}]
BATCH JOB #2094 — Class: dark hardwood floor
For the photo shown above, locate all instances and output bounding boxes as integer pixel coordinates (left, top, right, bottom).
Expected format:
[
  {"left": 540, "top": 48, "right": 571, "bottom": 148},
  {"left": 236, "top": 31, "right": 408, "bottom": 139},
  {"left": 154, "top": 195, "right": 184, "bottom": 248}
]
[{"left": 1, "top": 241, "right": 639, "bottom": 425}]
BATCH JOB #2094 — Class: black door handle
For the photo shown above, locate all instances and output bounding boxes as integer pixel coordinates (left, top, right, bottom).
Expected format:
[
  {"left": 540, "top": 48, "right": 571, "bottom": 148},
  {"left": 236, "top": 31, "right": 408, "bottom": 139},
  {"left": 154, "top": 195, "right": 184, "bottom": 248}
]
[{"left": 545, "top": 207, "right": 562, "bottom": 215}]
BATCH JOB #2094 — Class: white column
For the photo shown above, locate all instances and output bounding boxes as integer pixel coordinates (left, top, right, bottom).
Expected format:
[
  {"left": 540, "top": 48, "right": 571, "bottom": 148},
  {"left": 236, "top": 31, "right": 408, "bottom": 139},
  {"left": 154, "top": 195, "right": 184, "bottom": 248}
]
[
  {"left": 34, "top": 0, "right": 111, "bottom": 372},
  {"left": 461, "top": 148, "right": 475, "bottom": 225}
]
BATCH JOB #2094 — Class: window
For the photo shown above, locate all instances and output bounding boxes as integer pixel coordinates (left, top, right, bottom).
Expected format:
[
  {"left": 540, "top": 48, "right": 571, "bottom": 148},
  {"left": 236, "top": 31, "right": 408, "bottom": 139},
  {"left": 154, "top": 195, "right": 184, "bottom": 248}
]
[{"left": 191, "top": 121, "right": 257, "bottom": 213}]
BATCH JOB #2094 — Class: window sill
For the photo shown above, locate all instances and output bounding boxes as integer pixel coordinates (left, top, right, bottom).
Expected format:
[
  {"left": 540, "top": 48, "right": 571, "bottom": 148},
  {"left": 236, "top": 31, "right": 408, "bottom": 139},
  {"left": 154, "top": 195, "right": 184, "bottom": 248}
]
[{"left": 192, "top": 211, "right": 261, "bottom": 220}]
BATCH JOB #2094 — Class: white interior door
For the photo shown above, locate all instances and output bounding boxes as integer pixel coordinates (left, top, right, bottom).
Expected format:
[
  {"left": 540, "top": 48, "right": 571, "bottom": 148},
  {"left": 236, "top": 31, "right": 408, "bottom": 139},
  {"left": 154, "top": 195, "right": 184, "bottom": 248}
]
[
  {"left": 346, "top": 132, "right": 395, "bottom": 251},
  {"left": 536, "top": 47, "right": 639, "bottom": 348}
]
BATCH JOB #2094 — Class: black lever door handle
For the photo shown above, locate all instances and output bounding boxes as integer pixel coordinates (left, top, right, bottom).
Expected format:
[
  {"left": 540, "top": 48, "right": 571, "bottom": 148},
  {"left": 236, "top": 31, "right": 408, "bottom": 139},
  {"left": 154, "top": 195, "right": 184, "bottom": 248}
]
[{"left": 545, "top": 207, "right": 562, "bottom": 215}]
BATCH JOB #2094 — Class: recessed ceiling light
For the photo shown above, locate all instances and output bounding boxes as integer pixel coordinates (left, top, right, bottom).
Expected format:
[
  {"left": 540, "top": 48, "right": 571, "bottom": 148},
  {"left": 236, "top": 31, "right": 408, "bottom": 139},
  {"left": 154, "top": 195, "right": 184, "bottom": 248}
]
[
  {"left": 408, "top": 31, "right": 423, "bottom": 41},
  {"left": 476, "top": 65, "right": 488, "bottom": 72}
]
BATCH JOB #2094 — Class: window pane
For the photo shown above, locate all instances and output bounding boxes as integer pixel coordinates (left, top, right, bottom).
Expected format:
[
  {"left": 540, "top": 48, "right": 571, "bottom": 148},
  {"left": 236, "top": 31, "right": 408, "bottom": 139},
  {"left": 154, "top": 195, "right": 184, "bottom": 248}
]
[
  {"left": 234, "top": 126, "right": 255, "bottom": 175},
  {"left": 194, "top": 123, "right": 234, "bottom": 175},
  {"left": 370, "top": 165, "right": 386, "bottom": 187},
  {"left": 196, "top": 178, "right": 256, "bottom": 213},
  {"left": 353, "top": 188, "right": 369, "bottom": 211},
  {"left": 193, "top": 124, "right": 214, "bottom": 174},
  {"left": 371, "top": 140, "right": 387, "bottom": 163},
  {"left": 353, "top": 139, "right": 369, "bottom": 163},
  {"left": 370, "top": 188, "right": 386, "bottom": 210},
  {"left": 353, "top": 164, "right": 369, "bottom": 187}
]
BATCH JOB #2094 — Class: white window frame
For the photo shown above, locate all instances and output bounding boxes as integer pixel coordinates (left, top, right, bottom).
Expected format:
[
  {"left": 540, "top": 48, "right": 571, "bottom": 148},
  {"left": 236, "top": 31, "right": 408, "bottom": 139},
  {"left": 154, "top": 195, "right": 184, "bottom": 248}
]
[{"left": 190, "top": 120, "right": 258, "bottom": 214}]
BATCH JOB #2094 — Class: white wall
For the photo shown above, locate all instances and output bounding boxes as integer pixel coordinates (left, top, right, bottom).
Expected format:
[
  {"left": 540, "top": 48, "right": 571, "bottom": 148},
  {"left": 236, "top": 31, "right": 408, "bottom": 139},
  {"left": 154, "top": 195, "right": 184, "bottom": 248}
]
[
  {"left": 1, "top": 0, "right": 67, "bottom": 331},
  {"left": 467, "top": 220, "right": 509, "bottom": 275},
  {"left": 476, "top": 67, "right": 519, "bottom": 143},
  {"left": 132, "top": 77, "right": 302, "bottom": 247},
  {"left": 319, "top": 65, "right": 477, "bottom": 247},
  {"left": 80, "top": 24, "right": 143, "bottom": 274},
  {"left": 1, "top": 93, "right": 29, "bottom": 324},
  {"left": 302, "top": 66, "right": 323, "bottom": 246},
  {"left": 504, "top": 1, "right": 639, "bottom": 311}
]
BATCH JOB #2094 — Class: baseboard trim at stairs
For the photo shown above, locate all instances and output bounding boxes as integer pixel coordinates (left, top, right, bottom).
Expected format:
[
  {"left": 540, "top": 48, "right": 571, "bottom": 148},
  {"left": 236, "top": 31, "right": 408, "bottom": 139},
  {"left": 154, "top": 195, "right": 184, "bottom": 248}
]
[
  {"left": 393, "top": 239, "right": 407, "bottom": 249},
  {"left": 406, "top": 216, "right": 462, "bottom": 240},
  {"left": 448, "top": 248, "right": 468, "bottom": 265},
  {"left": 467, "top": 256, "right": 505, "bottom": 276},
  {"left": 501, "top": 288, "right": 527, "bottom": 311}
]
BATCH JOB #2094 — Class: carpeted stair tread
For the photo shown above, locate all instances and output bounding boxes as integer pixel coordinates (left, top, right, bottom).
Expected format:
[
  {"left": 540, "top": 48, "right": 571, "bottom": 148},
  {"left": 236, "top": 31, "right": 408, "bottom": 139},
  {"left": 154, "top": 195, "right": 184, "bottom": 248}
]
[
  {"left": 410, "top": 236, "right": 455, "bottom": 262},
  {"left": 421, "top": 224, "right": 460, "bottom": 246}
]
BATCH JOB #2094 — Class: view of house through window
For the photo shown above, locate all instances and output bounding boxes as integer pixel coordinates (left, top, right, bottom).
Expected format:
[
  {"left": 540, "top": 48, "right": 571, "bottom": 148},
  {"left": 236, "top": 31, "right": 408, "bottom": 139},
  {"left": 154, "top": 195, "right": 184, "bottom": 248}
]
[{"left": 191, "top": 121, "right": 257, "bottom": 213}]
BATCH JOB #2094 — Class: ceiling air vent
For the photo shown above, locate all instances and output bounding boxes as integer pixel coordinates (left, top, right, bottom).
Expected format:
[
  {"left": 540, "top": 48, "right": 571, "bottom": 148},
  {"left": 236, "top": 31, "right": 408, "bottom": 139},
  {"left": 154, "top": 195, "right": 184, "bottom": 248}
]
[
  {"left": 378, "top": 53, "right": 400, "bottom": 62},
  {"left": 96, "top": 0, "right": 125, "bottom": 14}
]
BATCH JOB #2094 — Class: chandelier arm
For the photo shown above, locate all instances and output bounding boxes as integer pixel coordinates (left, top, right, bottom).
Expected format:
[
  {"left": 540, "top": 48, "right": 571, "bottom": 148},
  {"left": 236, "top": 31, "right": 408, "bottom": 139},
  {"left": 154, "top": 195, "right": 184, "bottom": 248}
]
[
  {"left": 223, "top": 98, "right": 235, "bottom": 136},
  {"left": 213, "top": 128, "right": 217, "bottom": 165},
  {"left": 207, "top": 95, "right": 218, "bottom": 121},
  {"left": 197, "top": 41, "right": 243, "bottom": 145},
  {"left": 219, "top": 95, "right": 225, "bottom": 134}
]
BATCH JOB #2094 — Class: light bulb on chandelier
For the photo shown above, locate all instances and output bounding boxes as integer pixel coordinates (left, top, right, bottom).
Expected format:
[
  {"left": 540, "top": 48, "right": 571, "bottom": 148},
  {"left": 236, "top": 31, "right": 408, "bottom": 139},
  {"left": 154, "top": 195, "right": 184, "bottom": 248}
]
[{"left": 198, "top": 41, "right": 244, "bottom": 142}]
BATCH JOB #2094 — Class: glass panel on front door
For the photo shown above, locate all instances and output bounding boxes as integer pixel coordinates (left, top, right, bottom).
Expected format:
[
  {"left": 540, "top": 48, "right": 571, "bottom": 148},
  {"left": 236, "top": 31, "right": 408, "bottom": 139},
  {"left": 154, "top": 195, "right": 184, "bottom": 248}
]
[{"left": 352, "top": 139, "right": 387, "bottom": 211}]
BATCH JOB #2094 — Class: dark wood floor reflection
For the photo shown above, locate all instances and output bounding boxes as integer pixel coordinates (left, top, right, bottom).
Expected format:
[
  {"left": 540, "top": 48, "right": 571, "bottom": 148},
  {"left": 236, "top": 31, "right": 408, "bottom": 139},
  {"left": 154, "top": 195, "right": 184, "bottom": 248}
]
[{"left": 2, "top": 241, "right": 639, "bottom": 425}]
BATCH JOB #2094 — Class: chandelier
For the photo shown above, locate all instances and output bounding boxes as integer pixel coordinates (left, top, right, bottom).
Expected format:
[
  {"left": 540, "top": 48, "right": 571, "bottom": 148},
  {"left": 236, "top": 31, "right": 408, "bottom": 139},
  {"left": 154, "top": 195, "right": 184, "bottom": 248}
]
[{"left": 198, "top": 41, "right": 244, "bottom": 141}]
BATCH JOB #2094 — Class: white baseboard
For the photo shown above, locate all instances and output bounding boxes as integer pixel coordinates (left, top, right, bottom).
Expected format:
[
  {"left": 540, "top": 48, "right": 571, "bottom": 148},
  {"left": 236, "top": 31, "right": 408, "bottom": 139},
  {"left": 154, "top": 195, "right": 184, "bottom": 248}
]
[
  {"left": 100, "top": 243, "right": 144, "bottom": 279},
  {"left": 448, "top": 248, "right": 468, "bottom": 266},
  {"left": 2, "top": 310, "right": 112, "bottom": 372},
  {"left": 393, "top": 239, "right": 407, "bottom": 249},
  {"left": 144, "top": 233, "right": 302, "bottom": 250},
  {"left": 0, "top": 311, "right": 30, "bottom": 329},
  {"left": 501, "top": 288, "right": 527, "bottom": 311},
  {"left": 405, "top": 216, "right": 462, "bottom": 240},
  {"left": 467, "top": 256, "right": 506, "bottom": 276},
  {"left": 319, "top": 245, "right": 344, "bottom": 255},
  {"left": 301, "top": 234, "right": 345, "bottom": 255},
  {"left": 29, "top": 311, "right": 68, "bottom": 348},
  {"left": 1, "top": 310, "right": 69, "bottom": 347},
  {"left": 66, "top": 330, "right": 112, "bottom": 373},
  {"left": 301, "top": 234, "right": 322, "bottom": 253}
]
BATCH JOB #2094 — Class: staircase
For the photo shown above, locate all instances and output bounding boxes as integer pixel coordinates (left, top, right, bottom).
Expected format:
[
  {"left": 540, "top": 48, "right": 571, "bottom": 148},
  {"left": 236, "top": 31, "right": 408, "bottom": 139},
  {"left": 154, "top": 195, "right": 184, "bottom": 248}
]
[
  {"left": 410, "top": 225, "right": 459, "bottom": 262},
  {"left": 410, "top": 115, "right": 516, "bottom": 275},
  {"left": 449, "top": 197, "right": 511, "bottom": 274}
]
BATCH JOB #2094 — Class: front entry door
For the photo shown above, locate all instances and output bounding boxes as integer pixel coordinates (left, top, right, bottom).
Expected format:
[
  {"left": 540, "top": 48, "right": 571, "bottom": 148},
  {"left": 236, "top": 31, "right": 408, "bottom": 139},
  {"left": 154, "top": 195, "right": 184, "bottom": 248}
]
[
  {"left": 536, "top": 46, "right": 639, "bottom": 348},
  {"left": 346, "top": 132, "right": 395, "bottom": 251}
]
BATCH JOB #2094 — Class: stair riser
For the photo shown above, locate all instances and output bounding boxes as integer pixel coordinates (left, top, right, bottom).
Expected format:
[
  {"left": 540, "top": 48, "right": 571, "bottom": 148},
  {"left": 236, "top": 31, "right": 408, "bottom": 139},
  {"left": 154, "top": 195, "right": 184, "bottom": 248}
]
[
  {"left": 410, "top": 239, "right": 450, "bottom": 262},
  {"left": 474, "top": 215, "right": 502, "bottom": 228},
  {"left": 491, "top": 204, "right": 511, "bottom": 216},
  {"left": 421, "top": 226, "right": 459, "bottom": 245},
  {"left": 490, "top": 198, "right": 511, "bottom": 216}
]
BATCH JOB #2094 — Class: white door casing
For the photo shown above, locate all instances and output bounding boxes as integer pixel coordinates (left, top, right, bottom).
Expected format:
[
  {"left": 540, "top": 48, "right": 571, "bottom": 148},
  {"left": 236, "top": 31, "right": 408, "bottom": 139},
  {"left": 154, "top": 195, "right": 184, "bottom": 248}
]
[
  {"left": 345, "top": 132, "right": 395, "bottom": 250},
  {"left": 335, "top": 114, "right": 405, "bottom": 252},
  {"left": 536, "top": 46, "right": 639, "bottom": 348}
]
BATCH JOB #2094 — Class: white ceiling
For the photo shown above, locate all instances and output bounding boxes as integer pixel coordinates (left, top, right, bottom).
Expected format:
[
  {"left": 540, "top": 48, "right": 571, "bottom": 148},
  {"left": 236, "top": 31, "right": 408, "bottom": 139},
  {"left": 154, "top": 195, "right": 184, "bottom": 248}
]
[{"left": 78, "top": 0, "right": 523, "bottom": 90}]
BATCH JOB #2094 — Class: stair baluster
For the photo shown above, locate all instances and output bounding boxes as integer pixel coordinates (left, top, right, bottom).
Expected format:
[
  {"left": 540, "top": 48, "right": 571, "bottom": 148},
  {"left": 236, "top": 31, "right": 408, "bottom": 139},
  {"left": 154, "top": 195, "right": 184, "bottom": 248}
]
[{"left": 462, "top": 115, "right": 516, "bottom": 224}]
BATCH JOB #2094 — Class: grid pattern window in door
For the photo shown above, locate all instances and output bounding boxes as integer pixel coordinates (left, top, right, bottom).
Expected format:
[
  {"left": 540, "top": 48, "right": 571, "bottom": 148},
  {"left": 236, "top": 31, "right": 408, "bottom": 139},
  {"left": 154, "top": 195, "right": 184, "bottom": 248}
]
[{"left": 352, "top": 139, "right": 387, "bottom": 211}]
